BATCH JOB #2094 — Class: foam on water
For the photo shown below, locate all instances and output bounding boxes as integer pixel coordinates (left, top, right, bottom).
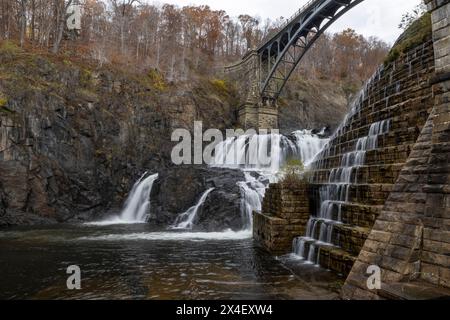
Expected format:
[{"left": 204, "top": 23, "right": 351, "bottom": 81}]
[
  {"left": 77, "top": 229, "right": 252, "bottom": 242},
  {"left": 84, "top": 219, "right": 147, "bottom": 226}
]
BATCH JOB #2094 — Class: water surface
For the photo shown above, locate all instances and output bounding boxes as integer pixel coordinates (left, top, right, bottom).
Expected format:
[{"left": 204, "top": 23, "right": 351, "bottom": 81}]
[{"left": 0, "top": 224, "right": 342, "bottom": 300}]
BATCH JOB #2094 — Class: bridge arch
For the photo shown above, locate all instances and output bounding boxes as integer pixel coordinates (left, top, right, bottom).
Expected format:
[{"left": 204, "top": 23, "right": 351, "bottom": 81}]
[
  {"left": 224, "top": 0, "right": 371, "bottom": 111},
  {"left": 258, "top": 0, "right": 365, "bottom": 101}
]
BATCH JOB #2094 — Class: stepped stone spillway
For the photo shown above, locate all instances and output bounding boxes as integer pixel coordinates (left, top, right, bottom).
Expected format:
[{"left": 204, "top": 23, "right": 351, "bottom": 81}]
[
  {"left": 342, "top": 0, "right": 450, "bottom": 299},
  {"left": 252, "top": 1, "right": 450, "bottom": 299},
  {"left": 295, "top": 38, "right": 436, "bottom": 274}
]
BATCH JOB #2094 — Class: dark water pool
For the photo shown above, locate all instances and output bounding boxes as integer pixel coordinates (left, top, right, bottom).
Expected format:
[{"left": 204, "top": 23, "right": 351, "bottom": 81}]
[{"left": 0, "top": 224, "right": 342, "bottom": 300}]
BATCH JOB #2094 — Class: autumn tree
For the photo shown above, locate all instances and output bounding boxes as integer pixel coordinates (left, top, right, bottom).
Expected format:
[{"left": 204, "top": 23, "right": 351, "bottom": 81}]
[{"left": 0, "top": 0, "right": 389, "bottom": 84}]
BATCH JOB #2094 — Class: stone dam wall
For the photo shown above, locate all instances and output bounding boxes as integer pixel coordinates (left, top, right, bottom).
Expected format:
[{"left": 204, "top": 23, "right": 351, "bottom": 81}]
[
  {"left": 253, "top": 183, "right": 310, "bottom": 254},
  {"left": 302, "top": 37, "right": 436, "bottom": 275},
  {"left": 254, "top": 0, "right": 450, "bottom": 299},
  {"left": 342, "top": 0, "right": 450, "bottom": 299}
]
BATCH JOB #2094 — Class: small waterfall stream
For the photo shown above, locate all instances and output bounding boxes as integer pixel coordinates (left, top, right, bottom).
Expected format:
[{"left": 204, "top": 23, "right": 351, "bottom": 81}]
[
  {"left": 237, "top": 172, "right": 267, "bottom": 230},
  {"left": 292, "top": 116, "right": 391, "bottom": 264},
  {"left": 171, "top": 188, "right": 215, "bottom": 230},
  {"left": 120, "top": 173, "right": 159, "bottom": 222}
]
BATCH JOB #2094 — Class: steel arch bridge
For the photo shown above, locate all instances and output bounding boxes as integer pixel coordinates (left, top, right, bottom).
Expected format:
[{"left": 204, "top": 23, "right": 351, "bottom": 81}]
[{"left": 225, "top": 0, "right": 365, "bottom": 128}]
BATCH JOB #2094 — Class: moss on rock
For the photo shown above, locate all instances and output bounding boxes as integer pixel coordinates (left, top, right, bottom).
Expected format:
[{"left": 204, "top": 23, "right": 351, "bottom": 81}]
[{"left": 385, "top": 13, "right": 432, "bottom": 66}]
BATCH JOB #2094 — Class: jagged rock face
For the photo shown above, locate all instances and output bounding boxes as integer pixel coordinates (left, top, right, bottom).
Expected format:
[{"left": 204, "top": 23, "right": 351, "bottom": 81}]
[
  {"left": 0, "top": 50, "right": 237, "bottom": 226},
  {"left": 0, "top": 47, "right": 349, "bottom": 227},
  {"left": 279, "top": 80, "right": 349, "bottom": 134},
  {"left": 150, "top": 166, "right": 245, "bottom": 231}
]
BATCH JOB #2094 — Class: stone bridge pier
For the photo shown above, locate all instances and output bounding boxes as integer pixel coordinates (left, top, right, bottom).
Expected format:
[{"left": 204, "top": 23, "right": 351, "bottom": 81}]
[
  {"left": 224, "top": 0, "right": 368, "bottom": 131},
  {"left": 225, "top": 51, "right": 279, "bottom": 131}
]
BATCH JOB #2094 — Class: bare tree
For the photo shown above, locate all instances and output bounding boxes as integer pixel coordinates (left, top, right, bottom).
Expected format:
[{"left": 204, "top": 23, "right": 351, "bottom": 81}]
[
  {"left": 110, "top": 0, "right": 139, "bottom": 55},
  {"left": 52, "top": 0, "right": 72, "bottom": 53}
]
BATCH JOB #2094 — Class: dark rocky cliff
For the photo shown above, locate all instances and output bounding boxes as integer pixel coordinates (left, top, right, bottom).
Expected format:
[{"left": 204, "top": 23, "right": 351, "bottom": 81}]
[
  {"left": 279, "top": 79, "right": 349, "bottom": 134},
  {"left": 0, "top": 42, "right": 348, "bottom": 227},
  {"left": 0, "top": 43, "right": 240, "bottom": 226}
]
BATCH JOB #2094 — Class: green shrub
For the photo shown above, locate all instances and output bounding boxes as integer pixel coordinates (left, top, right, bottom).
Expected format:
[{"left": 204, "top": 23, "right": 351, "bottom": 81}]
[
  {"left": 0, "top": 41, "right": 21, "bottom": 54},
  {"left": 146, "top": 69, "right": 167, "bottom": 91},
  {"left": 0, "top": 93, "right": 8, "bottom": 107},
  {"left": 210, "top": 78, "right": 229, "bottom": 95},
  {"left": 80, "top": 69, "right": 93, "bottom": 87}
]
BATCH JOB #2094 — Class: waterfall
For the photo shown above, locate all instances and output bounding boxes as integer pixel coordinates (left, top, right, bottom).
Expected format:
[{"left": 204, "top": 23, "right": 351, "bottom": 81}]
[
  {"left": 211, "top": 130, "right": 328, "bottom": 178},
  {"left": 291, "top": 130, "right": 329, "bottom": 167},
  {"left": 171, "top": 188, "right": 215, "bottom": 230},
  {"left": 120, "top": 173, "right": 159, "bottom": 223},
  {"left": 237, "top": 172, "right": 266, "bottom": 230},
  {"left": 210, "top": 130, "right": 328, "bottom": 230},
  {"left": 211, "top": 133, "right": 283, "bottom": 175},
  {"left": 292, "top": 67, "right": 392, "bottom": 262},
  {"left": 292, "top": 103, "right": 392, "bottom": 263}
]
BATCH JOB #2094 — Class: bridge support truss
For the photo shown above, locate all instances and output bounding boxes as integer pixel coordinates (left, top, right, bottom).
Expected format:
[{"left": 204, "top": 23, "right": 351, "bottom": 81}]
[{"left": 225, "top": 0, "right": 364, "bottom": 130}]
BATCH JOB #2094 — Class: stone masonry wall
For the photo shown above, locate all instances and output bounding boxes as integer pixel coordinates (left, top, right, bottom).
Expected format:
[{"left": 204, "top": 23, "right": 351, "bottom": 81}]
[
  {"left": 253, "top": 183, "right": 310, "bottom": 254},
  {"left": 238, "top": 104, "right": 279, "bottom": 130},
  {"left": 304, "top": 37, "right": 436, "bottom": 276},
  {"left": 341, "top": 0, "right": 450, "bottom": 299}
]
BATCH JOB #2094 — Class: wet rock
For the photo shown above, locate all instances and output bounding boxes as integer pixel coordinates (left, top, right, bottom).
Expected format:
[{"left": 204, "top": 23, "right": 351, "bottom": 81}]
[
  {"left": 151, "top": 166, "right": 245, "bottom": 231},
  {"left": 0, "top": 209, "right": 56, "bottom": 227},
  {"left": 0, "top": 50, "right": 240, "bottom": 226}
]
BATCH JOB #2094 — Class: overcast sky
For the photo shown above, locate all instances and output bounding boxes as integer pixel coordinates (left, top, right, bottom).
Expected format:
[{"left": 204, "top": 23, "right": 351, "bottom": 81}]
[{"left": 151, "top": 0, "right": 423, "bottom": 44}]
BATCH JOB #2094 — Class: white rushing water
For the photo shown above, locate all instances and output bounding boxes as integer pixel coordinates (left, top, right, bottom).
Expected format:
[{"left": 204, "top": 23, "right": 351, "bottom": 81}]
[
  {"left": 171, "top": 188, "right": 215, "bottom": 230},
  {"left": 211, "top": 130, "right": 328, "bottom": 176},
  {"left": 88, "top": 131, "right": 327, "bottom": 231},
  {"left": 292, "top": 71, "right": 393, "bottom": 264},
  {"left": 77, "top": 230, "right": 252, "bottom": 242},
  {"left": 237, "top": 172, "right": 267, "bottom": 230},
  {"left": 211, "top": 130, "right": 328, "bottom": 230},
  {"left": 120, "top": 173, "right": 159, "bottom": 222}
]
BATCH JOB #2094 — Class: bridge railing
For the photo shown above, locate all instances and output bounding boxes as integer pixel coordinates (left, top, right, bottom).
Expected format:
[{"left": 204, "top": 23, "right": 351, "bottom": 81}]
[
  {"left": 278, "top": 0, "right": 318, "bottom": 30},
  {"left": 256, "top": 0, "right": 319, "bottom": 52}
]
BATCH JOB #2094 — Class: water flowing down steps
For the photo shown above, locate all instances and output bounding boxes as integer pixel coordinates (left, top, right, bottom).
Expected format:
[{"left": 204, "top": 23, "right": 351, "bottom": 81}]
[{"left": 293, "top": 119, "right": 393, "bottom": 265}]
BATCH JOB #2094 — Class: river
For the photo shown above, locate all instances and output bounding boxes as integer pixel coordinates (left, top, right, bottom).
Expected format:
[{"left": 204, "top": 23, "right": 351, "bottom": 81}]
[{"left": 0, "top": 223, "right": 341, "bottom": 300}]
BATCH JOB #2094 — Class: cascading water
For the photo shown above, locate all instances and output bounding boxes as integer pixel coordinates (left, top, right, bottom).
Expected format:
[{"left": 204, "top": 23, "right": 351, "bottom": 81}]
[
  {"left": 120, "top": 173, "right": 159, "bottom": 223},
  {"left": 93, "top": 131, "right": 326, "bottom": 230},
  {"left": 171, "top": 188, "right": 215, "bottom": 230},
  {"left": 292, "top": 73, "right": 393, "bottom": 264},
  {"left": 211, "top": 130, "right": 328, "bottom": 230},
  {"left": 211, "top": 131, "right": 328, "bottom": 178}
]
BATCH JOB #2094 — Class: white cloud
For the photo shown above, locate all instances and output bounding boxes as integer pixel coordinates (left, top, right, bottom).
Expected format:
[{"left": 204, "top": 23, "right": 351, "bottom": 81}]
[{"left": 151, "top": 0, "right": 423, "bottom": 44}]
